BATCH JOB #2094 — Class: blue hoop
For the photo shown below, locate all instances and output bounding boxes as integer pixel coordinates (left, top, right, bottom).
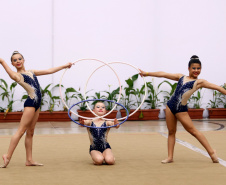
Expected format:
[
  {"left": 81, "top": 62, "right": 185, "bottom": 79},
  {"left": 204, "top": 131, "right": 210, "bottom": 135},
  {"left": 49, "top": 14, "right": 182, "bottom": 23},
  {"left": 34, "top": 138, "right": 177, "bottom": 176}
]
[{"left": 68, "top": 99, "right": 129, "bottom": 128}]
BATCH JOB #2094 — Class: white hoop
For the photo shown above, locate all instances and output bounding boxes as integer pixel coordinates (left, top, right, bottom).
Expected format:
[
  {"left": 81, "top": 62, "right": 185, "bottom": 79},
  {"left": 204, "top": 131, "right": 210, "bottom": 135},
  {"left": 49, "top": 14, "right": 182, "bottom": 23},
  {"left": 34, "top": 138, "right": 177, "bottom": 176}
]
[
  {"left": 84, "top": 61, "right": 147, "bottom": 121},
  {"left": 83, "top": 64, "right": 121, "bottom": 119},
  {"left": 59, "top": 59, "right": 122, "bottom": 120}
]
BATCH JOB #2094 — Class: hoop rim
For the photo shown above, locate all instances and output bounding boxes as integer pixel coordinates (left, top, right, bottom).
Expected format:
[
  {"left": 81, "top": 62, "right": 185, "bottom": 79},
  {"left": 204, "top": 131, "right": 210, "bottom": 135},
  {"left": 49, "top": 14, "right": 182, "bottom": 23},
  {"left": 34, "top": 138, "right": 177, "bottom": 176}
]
[
  {"left": 84, "top": 61, "right": 147, "bottom": 121},
  {"left": 59, "top": 58, "right": 122, "bottom": 120},
  {"left": 68, "top": 99, "right": 129, "bottom": 128}
]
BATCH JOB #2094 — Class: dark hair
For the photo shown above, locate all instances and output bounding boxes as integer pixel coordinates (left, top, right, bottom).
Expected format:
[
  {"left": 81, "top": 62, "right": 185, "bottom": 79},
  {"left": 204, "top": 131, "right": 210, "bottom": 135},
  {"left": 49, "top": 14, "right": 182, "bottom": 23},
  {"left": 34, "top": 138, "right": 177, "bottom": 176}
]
[
  {"left": 11, "top": 51, "right": 24, "bottom": 62},
  {"left": 188, "top": 55, "right": 201, "bottom": 68}
]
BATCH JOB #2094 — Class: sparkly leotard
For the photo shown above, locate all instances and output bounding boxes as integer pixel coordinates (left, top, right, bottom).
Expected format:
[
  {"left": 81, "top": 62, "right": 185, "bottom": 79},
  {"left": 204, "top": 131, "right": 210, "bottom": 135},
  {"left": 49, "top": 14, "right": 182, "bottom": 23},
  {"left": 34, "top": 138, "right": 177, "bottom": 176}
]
[
  {"left": 87, "top": 122, "right": 111, "bottom": 153},
  {"left": 17, "top": 70, "right": 42, "bottom": 111},
  {"left": 167, "top": 76, "right": 198, "bottom": 115}
]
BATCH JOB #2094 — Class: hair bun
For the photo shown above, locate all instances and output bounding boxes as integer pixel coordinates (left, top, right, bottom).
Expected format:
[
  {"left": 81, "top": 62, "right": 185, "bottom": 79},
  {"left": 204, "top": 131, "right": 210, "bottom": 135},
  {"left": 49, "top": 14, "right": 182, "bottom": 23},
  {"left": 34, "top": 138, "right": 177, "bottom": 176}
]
[
  {"left": 12, "top": 51, "right": 20, "bottom": 55},
  {"left": 190, "top": 55, "right": 199, "bottom": 59}
]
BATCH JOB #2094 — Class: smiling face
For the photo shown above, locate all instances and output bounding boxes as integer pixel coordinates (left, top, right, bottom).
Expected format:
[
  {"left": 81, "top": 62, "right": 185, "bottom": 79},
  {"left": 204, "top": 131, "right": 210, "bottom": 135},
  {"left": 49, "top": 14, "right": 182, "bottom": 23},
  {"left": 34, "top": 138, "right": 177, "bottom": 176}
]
[
  {"left": 11, "top": 53, "right": 25, "bottom": 69},
  {"left": 93, "top": 102, "right": 106, "bottom": 116},
  {"left": 188, "top": 63, "right": 201, "bottom": 79}
]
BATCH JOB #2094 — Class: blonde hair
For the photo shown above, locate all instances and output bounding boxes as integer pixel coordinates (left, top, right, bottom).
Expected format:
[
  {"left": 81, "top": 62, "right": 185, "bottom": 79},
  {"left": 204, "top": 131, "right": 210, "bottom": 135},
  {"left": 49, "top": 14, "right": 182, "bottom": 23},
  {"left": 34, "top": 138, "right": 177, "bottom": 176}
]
[{"left": 11, "top": 51, "right": 24, "bottom": 62}]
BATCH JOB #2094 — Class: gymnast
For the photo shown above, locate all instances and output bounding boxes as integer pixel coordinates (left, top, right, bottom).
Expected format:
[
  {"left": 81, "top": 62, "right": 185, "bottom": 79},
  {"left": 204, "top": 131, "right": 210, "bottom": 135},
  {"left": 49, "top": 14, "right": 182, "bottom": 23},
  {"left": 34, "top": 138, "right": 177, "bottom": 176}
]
[
  {"left": 139, "top": 55, "right": 226, "bottom": 164},
  {"left": 0, "top": 51, "right": 72, "bottom": 168},
  {"left": 80, "top": 101, "right": 120, "bottom": 165}
]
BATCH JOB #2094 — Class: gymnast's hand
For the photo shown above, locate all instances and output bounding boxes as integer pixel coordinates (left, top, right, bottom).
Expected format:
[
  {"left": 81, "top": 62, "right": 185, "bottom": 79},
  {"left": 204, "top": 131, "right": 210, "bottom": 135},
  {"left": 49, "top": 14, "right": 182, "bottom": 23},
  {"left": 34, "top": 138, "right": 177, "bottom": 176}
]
[
  {"left": 65, "top": 62, "right": 73, "bottom": 69},
  {"left": 79, "top": 119, "right": 85, "bottom": 125},
  {"left": 139, "top": 68, "right": 149, "bottom": 77},
  {"left": 114, "top": 118, "right": 120, "bottom": 129}
]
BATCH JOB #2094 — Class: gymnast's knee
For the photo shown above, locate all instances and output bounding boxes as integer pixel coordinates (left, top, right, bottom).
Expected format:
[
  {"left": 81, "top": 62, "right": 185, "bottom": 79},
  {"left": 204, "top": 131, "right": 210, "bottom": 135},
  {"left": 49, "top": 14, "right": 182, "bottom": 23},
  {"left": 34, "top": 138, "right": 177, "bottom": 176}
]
[
  {"left": 168, "top": 129, "right": 176, "bottom": 136},
  {"left": 187, "top": 128, "right": 198, "bottom": 137},
  {"left": 93, "top": 156, "right": 104, "bottom": 165},
  {"left": 105, "top": 156, "right": 115, "bottom": 165},
  {"left": 26, "top": 129, "right": 35, "bottom": 137}
]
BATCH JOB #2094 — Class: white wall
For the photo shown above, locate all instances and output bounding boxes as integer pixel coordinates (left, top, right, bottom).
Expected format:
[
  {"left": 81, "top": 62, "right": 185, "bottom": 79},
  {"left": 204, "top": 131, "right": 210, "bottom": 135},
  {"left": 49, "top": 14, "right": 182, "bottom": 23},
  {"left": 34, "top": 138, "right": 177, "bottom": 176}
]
[
  {"left": 0, "top": 0, "right": 53, "bottom": 110},
  {"left": 0, "top": 0, "right": 226, "bottom": 117}
]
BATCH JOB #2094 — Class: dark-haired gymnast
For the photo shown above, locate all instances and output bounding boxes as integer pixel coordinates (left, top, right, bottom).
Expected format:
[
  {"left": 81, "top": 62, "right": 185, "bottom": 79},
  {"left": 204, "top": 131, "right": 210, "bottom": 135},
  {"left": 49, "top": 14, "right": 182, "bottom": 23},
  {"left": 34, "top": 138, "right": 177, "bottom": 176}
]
[{"left": 139, "top": 55, "right": 226, "bottom": 164}]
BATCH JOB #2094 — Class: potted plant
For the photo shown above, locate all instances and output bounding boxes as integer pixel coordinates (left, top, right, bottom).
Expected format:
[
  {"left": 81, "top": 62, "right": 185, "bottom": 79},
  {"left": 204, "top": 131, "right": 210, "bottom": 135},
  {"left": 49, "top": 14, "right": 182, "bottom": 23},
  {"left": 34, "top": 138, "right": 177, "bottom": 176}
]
[
  {"left": 120, "top": 74, "right": 162, "bottom": 120},
  {"left": 103, "top": 85, "right": 120, "bottom": 110},
  {"left": 76, "top": 89, "right": 94, "bottom": 121},
  {"left": 19, "top": 83, "right": 72, "bottom": 122},
  {"left": 160, "top": 80, "right": 178, "bottom": 105},
  {"left": 0, "top": 78, "right": 22, "bottom": 122},
  {"left": 142, "top": 80, "right": 162, "bottom": 120},
  {"left": 207, "top": 84, "right": 226, "bottom": 118},
  {"left": 37, "top": 84, "right": 72, "bottom": 121},
  {"left": 187, "top": 88, "right": 205, "bottom": 119},
  {"left": 218, "top": 84, "right": 226, "bottom": 108},
  {"left": 101, "top": 85, "right": 120, "bottom": 119},
  {"left": 77, "top": 85, "right": 120, "bottom": 121},
  {"left": 120, "top": 74, "right": 140, "bottom": 120},
  {"left": 62, "top": 86, "right": 77, "bottom": 111}
]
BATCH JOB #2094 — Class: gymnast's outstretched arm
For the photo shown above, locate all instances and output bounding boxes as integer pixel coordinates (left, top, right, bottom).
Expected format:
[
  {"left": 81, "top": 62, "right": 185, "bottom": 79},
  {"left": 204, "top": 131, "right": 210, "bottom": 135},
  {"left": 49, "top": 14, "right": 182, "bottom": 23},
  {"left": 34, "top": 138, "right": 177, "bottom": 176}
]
[
  {"left": 79, "top": 119, "right": 92, "bottom": 126},
  {"left": 139, "top": 68, "right": 183, "bottom": 81},
  {"left": 197, "top": 79, "right": 226, "bottom": 95},
  {"left": 107, "top": 118, "right": 120, "bottom": 129},
  {"left": 33, "top": 62, "right": 73, "bottom": 76}
]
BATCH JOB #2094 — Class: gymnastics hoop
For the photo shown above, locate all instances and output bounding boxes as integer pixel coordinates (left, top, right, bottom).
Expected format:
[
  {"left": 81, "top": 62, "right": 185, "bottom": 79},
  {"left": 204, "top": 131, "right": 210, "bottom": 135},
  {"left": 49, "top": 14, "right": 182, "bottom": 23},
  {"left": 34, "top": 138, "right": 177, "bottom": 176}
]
[
  {"left": 84, "top": 61, "right": 147, "bottom": 121},
  {"left": 59, "top": 58, "right": 122, "bottom": 120},
  {"left": 68, "top": 99, "right": 129, "bottom": 128}
]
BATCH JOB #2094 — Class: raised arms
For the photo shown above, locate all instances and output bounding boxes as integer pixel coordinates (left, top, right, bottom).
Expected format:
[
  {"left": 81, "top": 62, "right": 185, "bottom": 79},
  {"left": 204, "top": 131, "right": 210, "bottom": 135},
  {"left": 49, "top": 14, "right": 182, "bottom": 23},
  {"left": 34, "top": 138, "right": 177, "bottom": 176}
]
[{"left": 139, "top": 69, "right": 183, "bottom": 81}]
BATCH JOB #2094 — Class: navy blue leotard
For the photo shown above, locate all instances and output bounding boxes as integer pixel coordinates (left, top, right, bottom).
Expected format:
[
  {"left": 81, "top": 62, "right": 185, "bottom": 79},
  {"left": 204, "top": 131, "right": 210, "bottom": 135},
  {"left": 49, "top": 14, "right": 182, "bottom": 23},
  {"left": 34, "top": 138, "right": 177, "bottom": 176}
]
[
  {"left": 167, "top": 76, "right": 197, "bottom": 115},
  {"left": 18, "top": 70, "right": 42, "bottom": 111},
  {"left": 88, "top": 122, "right": 111, "bottom": 153}
]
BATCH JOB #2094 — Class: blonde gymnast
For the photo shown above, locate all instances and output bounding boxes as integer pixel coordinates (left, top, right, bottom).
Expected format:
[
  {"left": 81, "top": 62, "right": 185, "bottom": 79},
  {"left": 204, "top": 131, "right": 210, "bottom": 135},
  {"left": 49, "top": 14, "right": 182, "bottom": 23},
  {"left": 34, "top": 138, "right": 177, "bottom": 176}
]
[{"left": 0, "top": 51, "right": 72, "bottom": 168}]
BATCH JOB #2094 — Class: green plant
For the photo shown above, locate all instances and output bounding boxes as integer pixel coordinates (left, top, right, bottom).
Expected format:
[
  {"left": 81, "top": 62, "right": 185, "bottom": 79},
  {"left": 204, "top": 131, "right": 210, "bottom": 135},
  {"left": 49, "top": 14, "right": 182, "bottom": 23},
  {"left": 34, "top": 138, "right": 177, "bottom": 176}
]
[
  {"left": 103, "top": 85, "right": 120, "bottom": 110},
  {"left": 47, "top": 84, "right": 62, "bottom": 112},
  {"left": 218, "top": 84, "right": 226, "bottom": 108},
  {"left": 74, "top": 89, "right": 92, "bottom": 111},
  {"left": 188, "top": 88, "right": 203, "bottom": 109},
  {"left": 128, "top": 84, "right": 146, "bottom": 118},
  {"left": 207, "top": 90, "right": 222, "bottom": 108},
  {"left": 20, "top": 84, "right": 78, "bottom": 112},
  {"left": 120, "top": 74, "right": 138, "bottom": 112},
  {"left": 0, "top": 78, "right": 18, "bottom": 116},
  {"left": 20, "top": 94, "right": 28, "bottom": 105},
  {"left": 39, "top": 84, "right": 62, "bottom": 112},
  {"left": 63, "top": 87, "right": 77, "bottom": 111},
  {"left": 159, "top": 80, "right": 178, "bottom": 105},
  {"left": 91, "top": 91, "right": 106, "bottom": 107},
  {"left": 0, "top": 106, "right": 5, "bottom": 112},
  {"left": 144, "top": 80, "right": 163, "bottom": 109},
  {"left": 40, "top": 83, "right": 52, "bottom": 110}
]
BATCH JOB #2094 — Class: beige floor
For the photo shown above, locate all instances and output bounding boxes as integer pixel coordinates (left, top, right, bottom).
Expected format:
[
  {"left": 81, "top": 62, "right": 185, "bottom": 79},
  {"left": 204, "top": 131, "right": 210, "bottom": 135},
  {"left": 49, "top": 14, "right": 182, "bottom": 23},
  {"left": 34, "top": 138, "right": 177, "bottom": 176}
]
[
  {"left": 0, "top": 119, "right": 226, "bottom": 185},
  {"left": 0, "top": 119, "right": 225, "bottom": 136}
]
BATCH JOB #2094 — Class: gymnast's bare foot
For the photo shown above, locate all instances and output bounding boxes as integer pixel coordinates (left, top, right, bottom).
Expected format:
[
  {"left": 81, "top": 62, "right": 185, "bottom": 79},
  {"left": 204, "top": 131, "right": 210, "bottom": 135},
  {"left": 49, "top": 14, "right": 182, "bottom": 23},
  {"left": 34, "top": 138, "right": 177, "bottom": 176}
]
[
  {"left": 0, "top": 154, "right": 10, "bottom": 168},
  {"left": 161, "top": 158, "right": 173, "bottom": 164},
  {"left": 25, "top": 160, "right": 44, "bottom": 166},
  {"left": 210, "top": 150, "right": 219, "bottom": 163}
]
